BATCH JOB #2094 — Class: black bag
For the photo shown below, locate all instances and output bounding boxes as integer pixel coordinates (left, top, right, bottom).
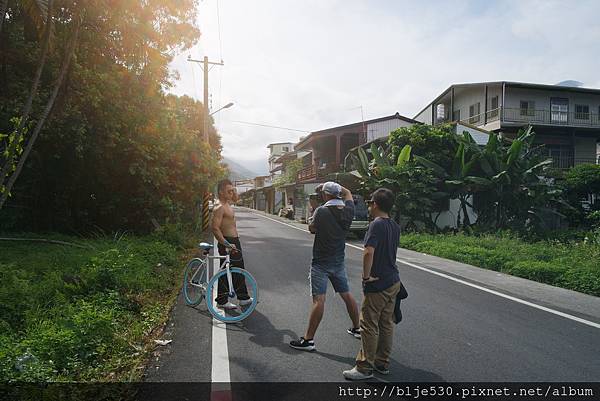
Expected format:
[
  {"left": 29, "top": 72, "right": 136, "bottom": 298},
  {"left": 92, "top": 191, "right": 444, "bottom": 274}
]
[{"left": 393, "top": 281, "right": 408, "bottom": 324}]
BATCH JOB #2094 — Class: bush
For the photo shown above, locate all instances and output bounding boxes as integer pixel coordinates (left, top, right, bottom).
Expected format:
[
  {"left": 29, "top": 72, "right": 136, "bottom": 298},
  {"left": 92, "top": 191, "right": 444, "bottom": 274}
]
[
  {"left": 0, "top": 234, "right": 181, "bottom": 381},
  {"left": 503, "top": 261, "right": 568, "bottom": 284},
  {"left": 399, "top": 232, "right": 600, "bottom": 296}
]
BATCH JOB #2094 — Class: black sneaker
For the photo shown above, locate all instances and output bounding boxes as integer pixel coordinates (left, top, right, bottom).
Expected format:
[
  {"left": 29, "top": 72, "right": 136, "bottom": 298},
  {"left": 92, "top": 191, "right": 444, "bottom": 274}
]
[
  {"left": 347, "top": 327, "right": 361, "bottom": 339},
  {"left": 289, "top": 337, "right": 316, "bottom": 351}
]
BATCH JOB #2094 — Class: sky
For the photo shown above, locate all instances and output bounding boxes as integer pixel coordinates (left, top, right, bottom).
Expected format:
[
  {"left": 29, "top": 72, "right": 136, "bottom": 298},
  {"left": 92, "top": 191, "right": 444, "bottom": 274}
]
[{"left": 168, "top": 0, "right": 600, "bottom": 175}]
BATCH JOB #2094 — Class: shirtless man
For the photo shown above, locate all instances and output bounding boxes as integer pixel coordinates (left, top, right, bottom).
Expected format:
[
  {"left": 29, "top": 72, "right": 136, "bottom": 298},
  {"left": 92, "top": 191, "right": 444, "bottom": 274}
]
[{"left": 211, "top": 179, "right": 252, "bottom": 309}]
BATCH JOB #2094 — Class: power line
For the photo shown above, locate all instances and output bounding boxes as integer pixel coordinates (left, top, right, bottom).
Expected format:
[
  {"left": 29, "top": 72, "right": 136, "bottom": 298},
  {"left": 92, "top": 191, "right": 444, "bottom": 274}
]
[{"left": 228, "top": 120, "right": 310, "bottom": 133}]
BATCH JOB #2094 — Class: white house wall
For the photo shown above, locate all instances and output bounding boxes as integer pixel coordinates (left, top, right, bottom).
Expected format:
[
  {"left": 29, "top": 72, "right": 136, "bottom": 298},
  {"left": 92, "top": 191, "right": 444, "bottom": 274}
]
[
  {"left": 452, "top": 84, "right": 502, "bottom": 124},
  {"left": 432, "top": 198, "right": 478, "bottom": 229},
  {"left": 415, "top": 105, "right": 433, "bottom": 125},
  {"left": 504, "top": 87, "right": 600, "bottom": 115},
  {"left": 366, "top": 119, "right": 414, "bottom": 142}
]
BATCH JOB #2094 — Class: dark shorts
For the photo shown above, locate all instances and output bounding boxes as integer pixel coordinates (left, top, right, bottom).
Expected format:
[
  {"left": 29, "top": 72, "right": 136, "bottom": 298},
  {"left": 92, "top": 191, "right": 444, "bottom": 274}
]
[{"left": 309, "top": 263, "right": 350, "bottom": 296}]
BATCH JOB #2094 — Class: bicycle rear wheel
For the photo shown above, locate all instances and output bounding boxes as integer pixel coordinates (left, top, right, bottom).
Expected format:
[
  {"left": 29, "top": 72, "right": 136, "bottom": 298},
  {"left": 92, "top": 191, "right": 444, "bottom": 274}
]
[
  {"left": 183, "top": 258, "right": 208, "bottom": 305},
  {"left": 206, "top": 268, "right": 258, "bottom": 322}
]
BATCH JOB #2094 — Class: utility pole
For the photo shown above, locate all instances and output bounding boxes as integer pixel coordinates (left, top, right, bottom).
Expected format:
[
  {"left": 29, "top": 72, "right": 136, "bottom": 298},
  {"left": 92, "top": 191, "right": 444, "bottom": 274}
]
[{"left": 187, "top": 55, "right": 224, "bottom": 231}]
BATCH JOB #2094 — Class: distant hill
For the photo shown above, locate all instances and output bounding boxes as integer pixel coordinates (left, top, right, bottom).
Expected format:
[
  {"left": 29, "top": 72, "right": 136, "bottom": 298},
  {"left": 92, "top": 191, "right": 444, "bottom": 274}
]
[{"left": 222, "top": 157, "right": 259, "bottom": 181}]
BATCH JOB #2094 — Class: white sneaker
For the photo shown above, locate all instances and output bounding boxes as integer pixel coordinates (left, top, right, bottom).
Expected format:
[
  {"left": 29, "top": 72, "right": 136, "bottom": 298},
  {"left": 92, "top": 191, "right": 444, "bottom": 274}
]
[
  {"left": 217, "top": 301, "right": 237, "bottom": 310},
  {"left": 343, "top": 366, "right": 373, "bottom": 381},
  {"left": 238, "top": 298, "right": 254, "bottom": 306}
]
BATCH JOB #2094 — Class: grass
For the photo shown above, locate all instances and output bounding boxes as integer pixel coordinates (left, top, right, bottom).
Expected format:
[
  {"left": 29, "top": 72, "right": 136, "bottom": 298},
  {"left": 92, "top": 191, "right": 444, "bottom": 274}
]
[
  {"left": 399, "top": 231, "right": 600, "bottom": 297},
  {"left": 0, "top": 230, "right": 191, "bottom": 382}
]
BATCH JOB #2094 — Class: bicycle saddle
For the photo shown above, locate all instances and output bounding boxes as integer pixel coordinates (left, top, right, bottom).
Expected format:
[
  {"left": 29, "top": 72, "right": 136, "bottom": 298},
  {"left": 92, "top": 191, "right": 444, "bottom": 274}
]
[{"left": 198, "top": 242, "right": 214, "bottom": 251}]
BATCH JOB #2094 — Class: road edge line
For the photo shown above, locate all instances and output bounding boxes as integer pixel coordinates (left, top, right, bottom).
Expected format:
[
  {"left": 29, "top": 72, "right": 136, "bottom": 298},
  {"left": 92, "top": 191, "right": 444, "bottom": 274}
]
[{"left": 250, "top": 210, "right": 600, "bottom": 330}]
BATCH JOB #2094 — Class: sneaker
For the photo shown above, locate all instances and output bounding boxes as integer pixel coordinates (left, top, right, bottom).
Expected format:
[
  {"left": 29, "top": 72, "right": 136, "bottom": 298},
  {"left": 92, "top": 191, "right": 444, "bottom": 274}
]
[
  {"left": 289, "top": 337, "right": 316, "bottom": 352},
  {"left": 374, "top": 365, "right": 390, "bottom": 375},
  {"left": 342, "top": 366, "right": 373, "bottom": 380},
  {"left": 347, "top": 327, "right": 361, "bottom": 339},
  {"left": 238, "top": 297, "right": 254, "bottom": 306},
  {"left": 216, "top": 301, "right": 237, "bottom": 310}
]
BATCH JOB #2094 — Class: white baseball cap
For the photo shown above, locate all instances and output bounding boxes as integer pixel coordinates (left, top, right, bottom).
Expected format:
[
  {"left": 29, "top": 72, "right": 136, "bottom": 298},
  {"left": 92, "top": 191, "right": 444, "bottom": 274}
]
[{"left": 321, "top": 181, "right": 342, "bottom": 198}]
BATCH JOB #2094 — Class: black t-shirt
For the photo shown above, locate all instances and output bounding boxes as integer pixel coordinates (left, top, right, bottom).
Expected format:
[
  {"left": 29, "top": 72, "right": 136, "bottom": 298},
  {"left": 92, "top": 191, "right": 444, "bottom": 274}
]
[
  {"left": 363, "top": 217, "right": 400, "bottom": 293},
  {"left": 311, "top": 200, "right": 354, "bottom": 266}
]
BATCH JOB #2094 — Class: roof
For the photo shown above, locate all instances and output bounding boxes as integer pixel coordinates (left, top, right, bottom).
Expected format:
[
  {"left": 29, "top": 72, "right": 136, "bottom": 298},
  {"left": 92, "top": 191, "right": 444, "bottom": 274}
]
[
  {"left": 414, "top": 81, "right": 600, "bottom": 119},
  {"left": 267, "top": 142, "right": 294, "bottom": 148},
  {"left": 295, "top": 112, "right": 419, "bottom": 150}
]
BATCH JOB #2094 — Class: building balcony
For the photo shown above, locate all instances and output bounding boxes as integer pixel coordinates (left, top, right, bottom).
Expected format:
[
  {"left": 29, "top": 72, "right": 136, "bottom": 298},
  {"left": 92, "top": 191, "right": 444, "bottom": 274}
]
[
  {"left": 548, "top": 156, "right": 600, "bottom": 169},
  {"left": 450, "top": 107, "right": 600, "bottom": 129},
  {"left": 296, "top": 163, "right": 340, "bottom": 182}
]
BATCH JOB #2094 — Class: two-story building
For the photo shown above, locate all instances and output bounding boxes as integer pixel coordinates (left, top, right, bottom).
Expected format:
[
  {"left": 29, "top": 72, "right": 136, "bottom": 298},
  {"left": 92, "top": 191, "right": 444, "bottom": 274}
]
[
  {"left": 414, "top": 81, "right": 600, "bottom": 168},
  {"left": 288, "top": 113, "right": 418, "bottom": 221}
]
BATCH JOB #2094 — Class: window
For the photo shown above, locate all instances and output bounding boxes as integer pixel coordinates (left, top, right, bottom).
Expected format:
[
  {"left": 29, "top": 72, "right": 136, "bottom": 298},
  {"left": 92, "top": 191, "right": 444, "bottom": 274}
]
[
  {"left": 489, "top": 96, "right": 499, "bottom": 118},
  {"left": 469, "top": 102, "right": 480, "bottom": 124},
  {"left": 283, "top": 146, "right": 289, "bottom": 152},
  {"left": 453, "top": 109, "right": 461, "bottom": 122},
  {"left": 436, "top": 104, "right": 446, "bottom": 121},
  {"left": 546, "top": 144, "right": 574, "bottom": 169},
  {"left": 575, "top": 104, "right": 589, "bottom": 120},
  {"left": 551, "top": 98, "right": 569, "bottom": 124},
  {"left": 520, "top": 101, "right": 535, "bottom": 117}
]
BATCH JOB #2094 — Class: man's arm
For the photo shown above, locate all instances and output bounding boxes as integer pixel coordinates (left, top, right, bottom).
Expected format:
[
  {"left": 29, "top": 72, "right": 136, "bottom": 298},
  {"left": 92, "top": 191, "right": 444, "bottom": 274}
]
[
  {"left": 308, "top": 208, "right": 319, "bottom": 234},
  {"left": 362, "top": 246, "right": 377, "bottom": 281},
  {"left": 362, "top": 222, "right": 379, "bottom": 283},
  {"left": 340, "top": 185, "right": 352, "bottom": 202}
]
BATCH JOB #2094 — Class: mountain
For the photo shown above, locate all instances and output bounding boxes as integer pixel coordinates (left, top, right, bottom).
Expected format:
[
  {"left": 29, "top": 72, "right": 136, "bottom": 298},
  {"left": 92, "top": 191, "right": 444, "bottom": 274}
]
[{"left": 222, "top": 157, "right": 260, "bottom": 181}]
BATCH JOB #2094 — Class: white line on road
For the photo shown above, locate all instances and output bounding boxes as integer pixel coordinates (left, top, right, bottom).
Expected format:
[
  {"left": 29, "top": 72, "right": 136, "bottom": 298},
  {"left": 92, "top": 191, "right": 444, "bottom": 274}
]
[
  {"left": 250, "top": 211, "right": 600, "bottom": 330},
  {"left": 211, "top": 238, "right": 231, "bottom": 389}
]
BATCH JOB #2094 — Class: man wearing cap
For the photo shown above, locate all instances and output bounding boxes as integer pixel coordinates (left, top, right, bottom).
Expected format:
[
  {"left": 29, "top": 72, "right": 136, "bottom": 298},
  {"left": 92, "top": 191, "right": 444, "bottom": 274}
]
[{"left": 290, "top": 182, "right": 361, "bottom": 351}]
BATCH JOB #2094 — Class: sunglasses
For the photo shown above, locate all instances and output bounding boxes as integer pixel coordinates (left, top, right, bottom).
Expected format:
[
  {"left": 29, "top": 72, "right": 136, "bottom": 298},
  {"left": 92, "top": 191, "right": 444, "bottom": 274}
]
[{"left": 366, "top": 199, "right": 375, "bottom": 205}]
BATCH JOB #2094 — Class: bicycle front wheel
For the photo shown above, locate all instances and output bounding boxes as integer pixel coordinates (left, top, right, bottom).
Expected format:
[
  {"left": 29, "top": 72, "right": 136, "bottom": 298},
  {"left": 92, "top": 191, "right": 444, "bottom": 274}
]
[
  {"left": 183, "top": 258, "right": 208, "bottom": 305},
  {"left": 206, "top": 268, "right": 258, "bottom": 323}
]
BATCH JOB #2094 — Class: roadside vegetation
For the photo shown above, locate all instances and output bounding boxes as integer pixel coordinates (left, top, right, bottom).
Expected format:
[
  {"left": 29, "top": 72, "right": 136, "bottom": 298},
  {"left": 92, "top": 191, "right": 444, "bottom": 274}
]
[
  {"left": 346, "top": 124, "right": 600, "bottom": 296},
  {"left": 400, "top": 231, "right": 600, "bottom": 297},
  {"left": 0, "top": 229, "right": 193, "bottom": 381},
  {"left": 0, "top": 1, "right": 221, "bottom": 383}
]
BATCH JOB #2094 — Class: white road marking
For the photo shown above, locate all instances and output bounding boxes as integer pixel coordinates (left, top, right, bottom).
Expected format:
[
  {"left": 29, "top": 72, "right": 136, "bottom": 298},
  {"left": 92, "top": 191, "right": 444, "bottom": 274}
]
[
  {"left": 250, "top": 211, "right": 600, "bottom": 330},
  {"left": 211, "top": 237, "right": 231, "bottom": 384}
]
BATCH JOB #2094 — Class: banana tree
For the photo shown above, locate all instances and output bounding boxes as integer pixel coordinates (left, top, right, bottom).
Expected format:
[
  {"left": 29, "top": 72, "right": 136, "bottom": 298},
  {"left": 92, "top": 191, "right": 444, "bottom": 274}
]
[
  {"left": 345, "top": 143, "right": 440, "bottom": 231},
  {"left": 415, "top": 132, "right": 486, "bottom": 228}
]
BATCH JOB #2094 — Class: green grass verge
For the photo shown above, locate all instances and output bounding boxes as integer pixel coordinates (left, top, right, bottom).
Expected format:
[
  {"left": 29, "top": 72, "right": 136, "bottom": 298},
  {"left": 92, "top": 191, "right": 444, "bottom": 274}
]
[
  {"left": 0, "top": 232, "right": 188, "bottom": 382},
  {"left": 399, "top": 233, "right": 600, "bottom": 297}
]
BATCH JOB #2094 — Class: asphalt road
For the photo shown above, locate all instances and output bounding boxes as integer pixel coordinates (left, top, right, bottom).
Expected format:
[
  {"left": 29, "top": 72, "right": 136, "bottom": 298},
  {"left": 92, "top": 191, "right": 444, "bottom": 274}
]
[{"left": 147, "top": 208, "right": 599, "bottom": 386}]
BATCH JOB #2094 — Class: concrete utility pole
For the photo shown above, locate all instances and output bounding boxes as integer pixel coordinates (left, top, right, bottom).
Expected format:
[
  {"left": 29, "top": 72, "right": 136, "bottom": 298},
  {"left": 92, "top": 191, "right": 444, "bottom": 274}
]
[{"left": 187, "top": 55, "right": 224, "bottom": 231}]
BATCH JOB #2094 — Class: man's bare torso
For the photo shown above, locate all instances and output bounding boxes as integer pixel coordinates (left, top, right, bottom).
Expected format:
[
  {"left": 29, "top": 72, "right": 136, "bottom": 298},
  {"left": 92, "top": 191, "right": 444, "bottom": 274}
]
[{"left": 215, "top": 202, "right": 238, "bottom": 238}]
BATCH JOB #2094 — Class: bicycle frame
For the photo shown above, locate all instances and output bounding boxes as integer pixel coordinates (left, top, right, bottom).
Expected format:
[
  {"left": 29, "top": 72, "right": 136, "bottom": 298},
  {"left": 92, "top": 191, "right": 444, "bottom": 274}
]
[{"left": 207, "top": 251, "right": 235, "bottom": 298}]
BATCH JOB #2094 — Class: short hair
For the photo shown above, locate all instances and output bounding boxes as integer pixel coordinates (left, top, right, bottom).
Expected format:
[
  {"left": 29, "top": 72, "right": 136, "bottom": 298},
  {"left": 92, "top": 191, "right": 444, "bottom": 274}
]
[
  {"left": 218, "top": 179, "right": 233, "bottom": 193},
  {"left": 371, "top": 188, "right": 394, "bottom": 213}
]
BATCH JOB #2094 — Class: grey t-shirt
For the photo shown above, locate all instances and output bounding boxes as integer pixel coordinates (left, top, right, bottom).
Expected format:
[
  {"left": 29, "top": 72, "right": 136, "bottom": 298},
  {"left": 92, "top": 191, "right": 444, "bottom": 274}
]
[
  {"left": 311, "top": 200, "right": 354, "bottom": 266},
  {"left": 363, "top": 217, "right": 400, "bottom": 293}
]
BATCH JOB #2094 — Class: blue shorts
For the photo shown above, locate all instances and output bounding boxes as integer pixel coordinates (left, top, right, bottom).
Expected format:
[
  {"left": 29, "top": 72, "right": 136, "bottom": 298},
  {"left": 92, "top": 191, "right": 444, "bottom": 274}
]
[{"left": 309, "top": 263, "right": 350, "bottom": 296}]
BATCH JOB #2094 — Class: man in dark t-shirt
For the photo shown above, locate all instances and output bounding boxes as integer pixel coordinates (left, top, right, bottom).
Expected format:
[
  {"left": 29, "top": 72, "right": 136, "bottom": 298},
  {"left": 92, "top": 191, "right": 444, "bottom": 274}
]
[
  {"left": 343, "top": 188, "right": 401, "bottom": 380},
  {"left": 290, "top": 182, "right": 361, "bottom": 352}
]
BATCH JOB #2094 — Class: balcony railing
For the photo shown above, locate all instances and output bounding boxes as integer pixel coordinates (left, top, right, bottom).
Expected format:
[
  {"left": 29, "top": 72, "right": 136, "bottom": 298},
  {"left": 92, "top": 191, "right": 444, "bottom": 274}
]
[
  {"left": 443, "top": 107, "right": 600, "bottom": 129},
  {"left": 549, "top": 156, "right": 600, "bottom": 169},
  {"left": 501, "top": 107, "right": 600, "bottom": 128},
  {"left": 296, "top": 163, "right": 340, "bottom": 182}
]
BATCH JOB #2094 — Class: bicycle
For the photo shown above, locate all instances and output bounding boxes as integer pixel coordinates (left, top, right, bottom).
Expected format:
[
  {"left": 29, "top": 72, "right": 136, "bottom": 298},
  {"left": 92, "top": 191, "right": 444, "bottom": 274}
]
[{"left": 182, "top": 242, "right": 259, "bottom": 323}]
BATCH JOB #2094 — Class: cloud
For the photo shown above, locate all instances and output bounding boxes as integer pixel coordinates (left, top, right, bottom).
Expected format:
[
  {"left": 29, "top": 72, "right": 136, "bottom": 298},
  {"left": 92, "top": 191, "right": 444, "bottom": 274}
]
[{"left": 169, "top": 0, "right": 600, "bottom": 162}]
